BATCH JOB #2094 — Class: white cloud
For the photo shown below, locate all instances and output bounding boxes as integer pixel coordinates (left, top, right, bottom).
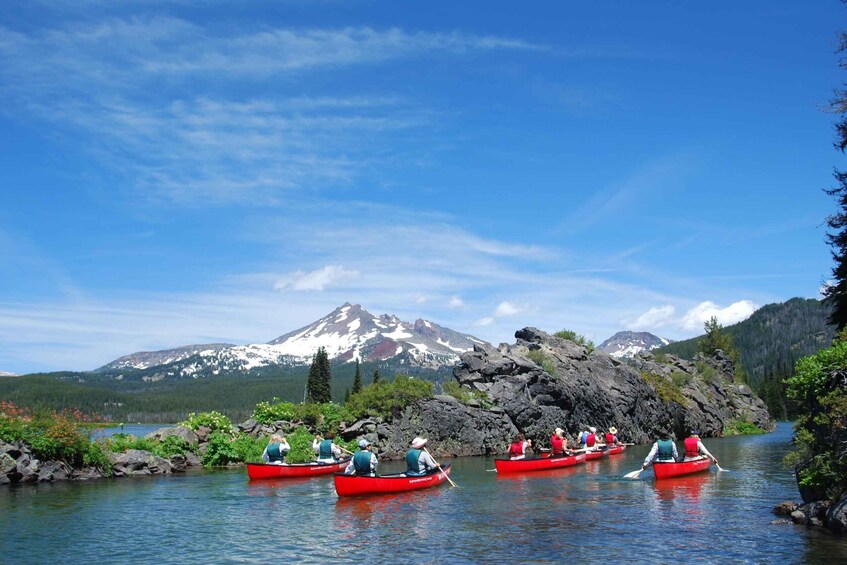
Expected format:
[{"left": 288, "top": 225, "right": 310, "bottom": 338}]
[
  {"left": 274, "top": 265, "right": 359, "bottom": 291},
  {"left": 473, "top": 316, "right": 495, "bottom": 327},
  {"left": 415, "top": 294, "right": 427, "bottom": 304},
  {"left": 494, "top": 301, "right": 524, "bottom": 317},
  {"left": 448, "top": 296, "right": 464, "bottom": 308},
  {"left": 626, "top": 305, "right": 676, "bottom": 329},
  {"left": 681, "top": 300, "right": 758, "bottom": 330}
]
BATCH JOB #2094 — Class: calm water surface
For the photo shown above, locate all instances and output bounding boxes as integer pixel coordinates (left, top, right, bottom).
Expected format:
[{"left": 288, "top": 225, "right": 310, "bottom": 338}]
[{"left": 3, "top": 422, "right": 847, "bottom": 563}]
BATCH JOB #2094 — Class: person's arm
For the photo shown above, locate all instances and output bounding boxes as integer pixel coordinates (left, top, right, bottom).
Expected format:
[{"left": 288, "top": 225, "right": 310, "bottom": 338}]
[
  {"left": 642, "top": 443, "right": 658, "bottom": 468},
  {"left": 672, "top": 442, "right": 679, "bottom": 461},
  {"left": 280, "top": 439, "right": 290, "bottom": 453},
  {"left": 420, "top": 450, "right": 438, "bottom": 471},
  {"left": 261, "top": 446, "right": 269, "bottom": 463},
  {"left": 332, "top": 444, "right": 343, "bottom": 458},
  {"left": 698, "top": 440, "right": 716, "bottom": 462},
  {"left": 312, "top": 438, "right": 320, "bottom": 453},
  {"left": 371, "top": 454, "right": 379, "bottom": 474}
]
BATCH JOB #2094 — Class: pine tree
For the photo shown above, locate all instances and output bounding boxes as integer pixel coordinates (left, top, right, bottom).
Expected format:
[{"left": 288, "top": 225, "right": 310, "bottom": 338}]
[
  {"left": 824, "top": 30, "right": 847, "bottom": 330},
  {"left": 372, "top": 369, "right": 381, "bottom": 384},
  {"left": 352, "top": 359, "right": 362, "bottom": 394},
  {"left": 306, "top": 347, "right": 332, "bottom": 403},
  {"left": 344, "top": 388, "right": 350, "bottom": 403}
]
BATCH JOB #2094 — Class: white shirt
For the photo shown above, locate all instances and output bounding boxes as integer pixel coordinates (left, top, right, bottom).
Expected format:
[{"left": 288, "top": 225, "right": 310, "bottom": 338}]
[{"left": 312, "top": 438, "right": 343, "bottom": 462}]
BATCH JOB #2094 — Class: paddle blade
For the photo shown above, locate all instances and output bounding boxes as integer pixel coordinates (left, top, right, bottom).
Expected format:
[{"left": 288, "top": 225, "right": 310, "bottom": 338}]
[
  {"left": 716, "top": 464, "right": 728, "bottom": 472},
  {"left": 623, "top": 469, "right": 642, "bottom": 479}
]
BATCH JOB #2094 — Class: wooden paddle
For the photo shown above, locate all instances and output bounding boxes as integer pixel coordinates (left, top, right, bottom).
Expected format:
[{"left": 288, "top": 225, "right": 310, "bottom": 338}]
[{"left": 424, "top": 447, "right": 458, "bottom": 488}]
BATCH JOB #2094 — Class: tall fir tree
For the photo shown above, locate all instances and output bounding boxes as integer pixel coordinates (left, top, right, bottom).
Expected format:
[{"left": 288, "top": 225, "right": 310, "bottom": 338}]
[
  {"left": 372, "top": 369, "right": 381, "bottom": 384},
  {"left": 352, "top": 359, "right": 362, "bottom": 394},
  {"left": 824, "top": 30, "right": 847, "bottom": 330},
  {"left": 306, "top": 347, "right": 332, "bottom": 403}
]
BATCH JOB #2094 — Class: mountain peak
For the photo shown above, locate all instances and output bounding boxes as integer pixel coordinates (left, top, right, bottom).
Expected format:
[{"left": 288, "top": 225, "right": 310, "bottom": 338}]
[{"left": 598, "top": 331, "right": 671, "bottom": 359}]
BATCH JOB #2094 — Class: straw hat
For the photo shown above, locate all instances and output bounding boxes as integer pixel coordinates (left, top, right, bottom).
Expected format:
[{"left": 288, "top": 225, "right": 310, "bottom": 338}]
[
  {"left": 609, "top": 426, "right": 618, "bottom": 434},
  {"left": 411, "top": 437, "right": 428, "bottom": 449}
]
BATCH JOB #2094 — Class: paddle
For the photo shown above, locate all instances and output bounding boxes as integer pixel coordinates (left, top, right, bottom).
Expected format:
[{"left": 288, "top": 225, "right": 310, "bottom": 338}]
[
  {"left": 623, "top": 467, "right": 644, "bottom": 479},
  {"left": 424, "top": 447, "right": 458, "bottom": 488},
  {"left": 713, "top": 458, "right": 727, "bottom": 472}
]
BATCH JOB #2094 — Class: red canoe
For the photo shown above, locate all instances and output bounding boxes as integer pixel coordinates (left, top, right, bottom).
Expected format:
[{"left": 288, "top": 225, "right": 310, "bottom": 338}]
[
  {"left": 247, "top": 457, "right": 351, "bottom": 480},
  {"left": 494, "top": 452, "right": 586, "bottom": 473},
  {"left": 584, "top": 448, "right": 609, "bottom": 460},
  {"left": 652, "top": 456, "right": 711, "bottom": 479},
  {"left": 608, "top": 445, "right": 626, "bottom": 455},
  {"left": 333, "top": 465, "right": 452, "bottom": 497}
]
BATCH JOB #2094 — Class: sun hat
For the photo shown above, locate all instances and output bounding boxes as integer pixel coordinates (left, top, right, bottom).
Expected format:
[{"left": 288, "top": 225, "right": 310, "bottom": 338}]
[
  {"left": 554, "top": 427, "right": 564, "bottom": 435},
  {"left": 411, "top": 437, "right": 428, "bottom": 449},
  {"left": 609, "top": 426, "right": 618, "bottom": 434},
  {"left": 589, "top": 426, "right": 596, "bottom": 433},
  {"left": 358, "top": 439, "right": 372, "bottom": 449},
  {"left": 691, "top": 430, "right": 700, "bottom": 436}
]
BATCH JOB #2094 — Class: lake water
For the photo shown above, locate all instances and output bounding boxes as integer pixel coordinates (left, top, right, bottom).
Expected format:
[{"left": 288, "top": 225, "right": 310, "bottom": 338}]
[{"left": 3, "top": 422, "right": 847, "bottom": 563}]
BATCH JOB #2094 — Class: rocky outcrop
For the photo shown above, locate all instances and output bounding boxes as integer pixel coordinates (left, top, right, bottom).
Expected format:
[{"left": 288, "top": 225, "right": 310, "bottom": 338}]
[
  {"left": 0, "top": 440, "right": 106, "bottom": 484},
  {"left": 449, "top": 327, "right": 772, "bottom": 446},
  {"left": 107, "top": 449, "right": 174, "bottom": 476}
]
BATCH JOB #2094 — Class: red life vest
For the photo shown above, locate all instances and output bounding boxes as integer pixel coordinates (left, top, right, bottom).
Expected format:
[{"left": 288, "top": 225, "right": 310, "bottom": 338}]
[
  {"left": 586, "top": 433, "right": 596, "bottom": 447},
  {"left": 550, "top": 434, "right": 564, "bottom": 454},
  {"left": 684, "top": 437, "right": 700, "bottom": 458},
  {"left": 605, "top": 433, "right": 615, "bottom": 445},
  {"left": 509, "top": 441, "right": 525, "bottom": 458}
]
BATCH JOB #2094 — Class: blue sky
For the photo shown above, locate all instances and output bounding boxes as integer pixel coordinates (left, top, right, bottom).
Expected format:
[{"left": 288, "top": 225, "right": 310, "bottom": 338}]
[{"left": 0, "top": 1, "right": 843, "bottom": 374}]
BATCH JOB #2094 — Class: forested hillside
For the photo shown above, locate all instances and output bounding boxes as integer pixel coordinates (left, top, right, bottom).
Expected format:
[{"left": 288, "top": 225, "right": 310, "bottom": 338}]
[
  {"left": 655, "top": 298, "right": 835, "bottom": 390},
  {"left": 0, "top": 361, "right": 447, "bottom": 423}
]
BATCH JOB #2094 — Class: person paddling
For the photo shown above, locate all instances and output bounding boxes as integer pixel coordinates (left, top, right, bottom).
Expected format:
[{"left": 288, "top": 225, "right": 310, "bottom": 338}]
[
  {"left": 550, "top": 428, "right": 569, "bottom": 457},
  {"left": 584, "top": 427, "right": 599, "bottom": 450},
  {"left": 641, "top": 430, "right": 678, "bottom": 471},
  {"left": 345, "top": 438, "right": 378, "bottom": 476},
  {"left": 605, "top": 426, "right": 621, "bottom": 447},
  {"left": 405, "top": 437, "right": 439, "bottom": 476},
  {"left": 683, "top": 430, "right": 718, "bottom": 465},
  {"left": 313, "top": 432, "right": 343, "bottom": 464},
  {"left": 261, "top": 434, "right": 290, "bottom": 465},
  {"left": 508, "top": 433, "right": 532, "bottom": 460}
]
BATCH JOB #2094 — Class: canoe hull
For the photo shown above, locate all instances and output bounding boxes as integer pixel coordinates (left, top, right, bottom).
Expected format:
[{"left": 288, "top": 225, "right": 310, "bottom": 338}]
[
  {"left": 247, "top": 457, "right": 351, "bottom": 480},
  {"left": 585, "top": 448, "right": 609, "bottom": 460},
  {"left": 608, "top": 445, "right": 626, "bottom": 455},
  {"left": 494, "top": 453, "right": 586, "bottom": 473},
  {"left": 333, "top": 465, "right": 451, "bottom": 496},
  {"left": 653, "top": 457, "right": 711, "bottom": 479}
]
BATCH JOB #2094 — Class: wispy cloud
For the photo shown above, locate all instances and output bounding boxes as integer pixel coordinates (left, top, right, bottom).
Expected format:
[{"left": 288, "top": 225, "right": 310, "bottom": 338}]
[
  {"left": 0, "top": 20, "right": 544, "bottom": 205},
  {"left": 274, "top": 265, "right": 359, "bottom": 291}
]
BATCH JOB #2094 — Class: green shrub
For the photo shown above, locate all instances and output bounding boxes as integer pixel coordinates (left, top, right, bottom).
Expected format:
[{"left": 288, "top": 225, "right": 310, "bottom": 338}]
[
  {"left": 671, "top": 370, "right": 691, "bottom": 388},
  {"left": 179, "top": 411, "right": 234, "bottom": 435},
  {"left": 253, "top": 400, "right": 296, "bottom": 423},
  {"left": 345, "top": 375, "right": 433, "bottom": 420},
  {"left": 443, "top": 381, "right": 493, "bottom": 408},
  {"left": 641, "top": 371, "right": 688, "bottom": 406},
  {"left": 786, "top": 340, "right": 847, "bottom": 401},
  {"left": 251, "top": 400, "right": 352, "bottom": 435},
  {"left": 526, "top": 349, "right": 556, "bottom": 375},
  {"left": 724, "top": 418, "right": 765, "bottom": 436},
  {"left": 694, "top": 361, "right": 719, "bottom": 384},
  {"left": 554, "top": 329, "right": 595, "bottom": 353}
]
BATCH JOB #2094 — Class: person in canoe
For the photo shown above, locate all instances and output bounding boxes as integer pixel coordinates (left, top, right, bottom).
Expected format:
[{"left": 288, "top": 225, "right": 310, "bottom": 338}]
[
  {"left": 550, "top": 427, "right": 569, "bottom": 457},
  {"left": 405, "top": 436, "right": 439, "bottom": 476},
  {"left": 641, "top": 429, "right": 679, "bottom": 471},
  {"left": 683, "top": 430, "right": 718, "bottom": 465},
  {"left": 345, "top": 438, "right": 378, "bottom": 476},
  {"left": 584, "top": 427, "right": 599, "bottom": 450},
  {"left": 312, "top": 432, "right": 343, "bottom": 464},
  {"left": 261, "top": 434, "right": 290, "bottom": 465},
  {"left": 508, "top": 433, "right": 533, "bottom": 460},
  {"left": 605, "top": 426, "right": 621, "bottom": 447}
]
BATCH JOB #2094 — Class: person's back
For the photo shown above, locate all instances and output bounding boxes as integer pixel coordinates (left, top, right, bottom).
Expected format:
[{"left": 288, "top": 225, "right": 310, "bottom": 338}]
[
  {"left": 352, "top": 450, "right": 374, "bottom": 475},
  {"left": 657, "top": 438, "right": 676, "bottom": 462}
]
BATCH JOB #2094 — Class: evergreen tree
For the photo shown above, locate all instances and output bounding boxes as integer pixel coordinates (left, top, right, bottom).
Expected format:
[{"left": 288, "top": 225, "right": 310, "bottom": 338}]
[
  {"left": 824, "top": 30, "right": 847, "bottom": 330},
  {"left": 344, "top": 388, "right": 350, "bottom": 403},
  {"left": 352, "top": 359, "right": 362, "bottom": 394},
  {"left": 372, "top": 369, "right": 381, "bottom": 384},
  {"left": 697, "top": 317, "right": 747, "bottom": 383},
  {"left": 306, "top": 347, "right": 332, "bottom": 403}
]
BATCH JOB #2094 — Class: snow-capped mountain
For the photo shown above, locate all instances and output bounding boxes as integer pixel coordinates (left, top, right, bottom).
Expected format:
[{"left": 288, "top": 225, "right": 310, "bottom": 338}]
[
  {"left": 598, "top": 331, "right": 671, "bottom": 359},
  {"left": 96, "top": 303, "right": 488, "bottom": 378}
]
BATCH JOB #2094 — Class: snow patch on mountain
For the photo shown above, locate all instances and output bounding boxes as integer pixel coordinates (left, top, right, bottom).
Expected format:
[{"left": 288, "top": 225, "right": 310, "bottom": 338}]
[{"left": 598, "top": 331, "right": 672, "bottom": 359}]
